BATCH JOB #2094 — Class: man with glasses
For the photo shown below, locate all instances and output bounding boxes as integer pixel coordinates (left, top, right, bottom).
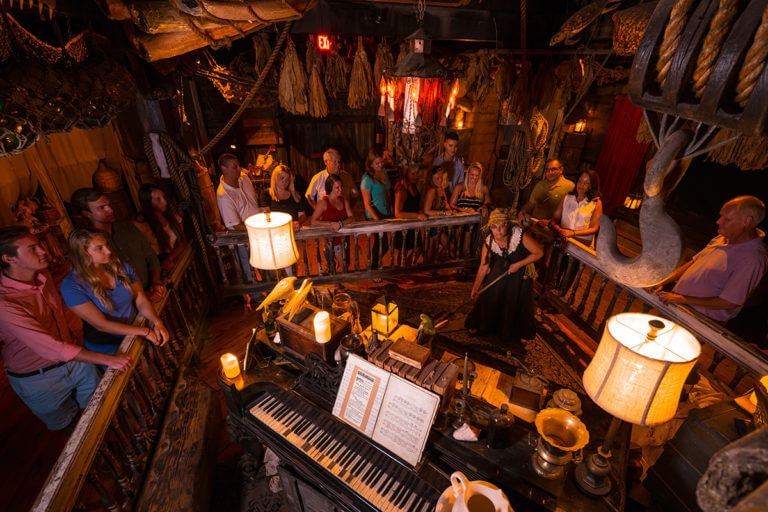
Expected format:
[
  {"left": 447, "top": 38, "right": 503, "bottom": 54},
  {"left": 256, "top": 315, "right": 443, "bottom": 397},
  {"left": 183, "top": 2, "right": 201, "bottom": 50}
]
[{"left": 517, "top": 160, "right": 574, "bottom": 224}]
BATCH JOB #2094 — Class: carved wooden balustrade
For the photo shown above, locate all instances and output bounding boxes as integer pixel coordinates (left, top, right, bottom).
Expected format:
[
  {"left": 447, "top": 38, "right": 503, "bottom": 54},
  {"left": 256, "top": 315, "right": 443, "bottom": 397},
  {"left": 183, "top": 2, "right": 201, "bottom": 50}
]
[
  {"left": 32, "top": 247, "right": 209, "bottom": 512},
  {"left": 541, "top": 239, "right": 768, "bottom": 395},
  {"left": 208, "top": 213, "right": 483, "bottom": 296}
]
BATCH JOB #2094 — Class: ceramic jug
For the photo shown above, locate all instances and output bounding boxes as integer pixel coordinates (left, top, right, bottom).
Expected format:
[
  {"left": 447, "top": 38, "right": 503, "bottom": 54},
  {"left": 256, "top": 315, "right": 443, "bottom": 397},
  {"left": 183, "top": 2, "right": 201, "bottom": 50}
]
[{"left": 449, "top": 471, "right": 512, "bottom": 512}]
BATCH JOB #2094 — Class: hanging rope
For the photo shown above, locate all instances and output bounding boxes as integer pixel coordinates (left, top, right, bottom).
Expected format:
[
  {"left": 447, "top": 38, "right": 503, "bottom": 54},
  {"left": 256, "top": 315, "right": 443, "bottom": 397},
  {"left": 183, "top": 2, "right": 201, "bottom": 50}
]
[
  {"left": 194, "top": 21, "right": 292, "bottom": 159},
  {"left": 656, "top": 0, "right": 695, "bottom": 86},
  {"left": 692, "top": 0, "right": 738, "bottom": 97},
  {"left": 735, "top": 5, "right": 768, "bottom": 107}
]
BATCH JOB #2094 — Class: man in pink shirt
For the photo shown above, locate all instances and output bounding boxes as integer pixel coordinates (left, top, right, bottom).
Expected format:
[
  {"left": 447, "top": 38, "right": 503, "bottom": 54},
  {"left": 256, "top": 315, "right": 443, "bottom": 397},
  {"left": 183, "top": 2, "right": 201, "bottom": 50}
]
[
  {"left": 654, "top": 196, "right": 768, "bottom": 323},
  {"left": 0, "top": 226, "right": 132, "bottom": 430}
]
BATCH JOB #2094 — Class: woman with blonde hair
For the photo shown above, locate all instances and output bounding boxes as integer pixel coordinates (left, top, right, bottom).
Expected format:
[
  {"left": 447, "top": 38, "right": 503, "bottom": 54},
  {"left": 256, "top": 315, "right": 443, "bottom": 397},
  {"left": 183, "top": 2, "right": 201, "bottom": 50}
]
[
  {"left": 61, "top": 229, "right": 168, "bottom": 355},
  {"left": 260, "top": 164, "right": 309, "bottom": 229},
  {"left": 450, "top": 162, "right": 492, "bottom": 256}
]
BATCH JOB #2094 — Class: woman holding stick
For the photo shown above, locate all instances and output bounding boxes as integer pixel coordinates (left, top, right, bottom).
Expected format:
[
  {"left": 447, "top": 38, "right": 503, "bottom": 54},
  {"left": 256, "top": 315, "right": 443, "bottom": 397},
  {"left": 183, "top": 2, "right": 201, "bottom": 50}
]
[{"left": 466, "top": 208, "right": 543, "bottom": 351}]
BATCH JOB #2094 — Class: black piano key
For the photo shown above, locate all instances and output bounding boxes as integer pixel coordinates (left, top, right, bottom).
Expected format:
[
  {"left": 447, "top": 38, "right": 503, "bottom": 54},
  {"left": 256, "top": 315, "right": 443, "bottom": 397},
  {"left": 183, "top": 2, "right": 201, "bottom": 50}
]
[
  {"left": 372, "top": 460, "right": 394, "bottom": 495},
  {"left": 379, "top": 468, "right": 398, "bottom": 503},
  {"left": 262, "top": 396, "right": 281, "bottom": 413},
  {"left": 361, "top": 455, "right": 379, "bottom": 485},
  {"left": 293, "top": 415, "right": 312, "bottom": 435},
  {"left": 392, "top": 477, "right": 412, "bottom": 509}
]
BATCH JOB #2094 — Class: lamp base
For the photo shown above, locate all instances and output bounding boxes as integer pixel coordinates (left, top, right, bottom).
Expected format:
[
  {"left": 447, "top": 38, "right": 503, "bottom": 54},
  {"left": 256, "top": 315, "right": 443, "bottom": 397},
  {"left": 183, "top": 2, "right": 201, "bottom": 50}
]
[{"left": 574, "top": 449, "right": 612, "bottom": 496}]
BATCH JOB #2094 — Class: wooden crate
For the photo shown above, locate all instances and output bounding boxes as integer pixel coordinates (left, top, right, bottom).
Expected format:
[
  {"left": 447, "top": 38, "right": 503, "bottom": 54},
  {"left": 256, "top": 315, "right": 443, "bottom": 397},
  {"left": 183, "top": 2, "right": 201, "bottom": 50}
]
[{"left": 276, "top": 304, "right": 349, "bottom": 364}]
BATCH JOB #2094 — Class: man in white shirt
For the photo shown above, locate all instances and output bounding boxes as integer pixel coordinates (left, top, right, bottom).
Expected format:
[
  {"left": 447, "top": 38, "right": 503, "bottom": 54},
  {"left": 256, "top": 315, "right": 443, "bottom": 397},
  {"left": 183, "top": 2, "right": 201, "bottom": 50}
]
[
  {"left": 305, "top": 148, "right": 359, "bottom": 210},
  {"left": 216, "top": 154, "right": 268, "bottom": 290},
  {"left": 216, "top": 154, "right": 267, "bottom": 230}
]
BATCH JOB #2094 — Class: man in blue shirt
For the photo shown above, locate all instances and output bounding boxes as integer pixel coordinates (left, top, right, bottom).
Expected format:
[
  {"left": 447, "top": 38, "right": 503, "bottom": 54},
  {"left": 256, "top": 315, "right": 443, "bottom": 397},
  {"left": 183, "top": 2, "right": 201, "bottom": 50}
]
[{"left": 432, "top": 131, "right": 464, "bottom": 194}]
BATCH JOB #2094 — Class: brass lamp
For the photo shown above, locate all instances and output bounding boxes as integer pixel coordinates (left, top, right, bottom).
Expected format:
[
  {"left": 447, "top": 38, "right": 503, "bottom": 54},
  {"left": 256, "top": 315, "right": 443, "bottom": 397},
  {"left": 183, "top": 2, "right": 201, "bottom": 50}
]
[
  {"left": 576, "top": 313, "right": 700, "bottom": 496},
  {"left": 245, "top": 211, "right": 298, "bottom": 270}
]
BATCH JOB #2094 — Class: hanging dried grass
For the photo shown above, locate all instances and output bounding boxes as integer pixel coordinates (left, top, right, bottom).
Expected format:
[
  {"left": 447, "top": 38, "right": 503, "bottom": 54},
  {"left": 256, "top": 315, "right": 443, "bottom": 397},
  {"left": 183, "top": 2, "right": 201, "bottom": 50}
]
[
  {"left": 494, "top": 56, "right": 515, "bottom": 103},
  {"left": 466, "top": 51, "right": 491, "bottom": 104},
  {"left": 253, "top": 32, "right": 271, "bottom": 76},
  {"left": 707, "top": 129, "right": 768, "bottom": 170},
  {"left": 278, "top": 38, "right": 308, "bottom": 115},
  {"left": 309, "top": 62, "right": 328, "bottom": 118},
  {"left": 508, "top": 59, "right": 532, "bottom": 122},
  {"left": 636, "top": 116, "right": 654, "bottom": 144},
  {"left": 373, "top": 38, "right": 394, "bottom": 91},
  {"left": 396, "top": 41, "right": 408, "bottom": 64},
  {"left": 325, "top": 46, "right": 347, "bottom": 98},
  {"left": 305, "top": 37, "right": 324, "bottom": 77},
  {"left": 348, "top": 36, "right": 374, "bottom": 109}
]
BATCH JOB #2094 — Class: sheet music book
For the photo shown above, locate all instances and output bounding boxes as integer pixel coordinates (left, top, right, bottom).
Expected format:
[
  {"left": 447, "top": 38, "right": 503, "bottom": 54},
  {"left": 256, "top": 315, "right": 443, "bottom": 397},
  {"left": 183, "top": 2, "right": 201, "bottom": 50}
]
[{"left": 332, "top": 354, "right": 440, "bottom": 466}]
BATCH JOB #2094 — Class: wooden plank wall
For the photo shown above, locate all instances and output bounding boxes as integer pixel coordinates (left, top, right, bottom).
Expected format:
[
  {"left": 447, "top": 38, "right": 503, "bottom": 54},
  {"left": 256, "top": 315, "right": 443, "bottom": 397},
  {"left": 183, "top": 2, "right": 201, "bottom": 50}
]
[{"left": 465, "top": 86, "right": 501, "bottom": 190}]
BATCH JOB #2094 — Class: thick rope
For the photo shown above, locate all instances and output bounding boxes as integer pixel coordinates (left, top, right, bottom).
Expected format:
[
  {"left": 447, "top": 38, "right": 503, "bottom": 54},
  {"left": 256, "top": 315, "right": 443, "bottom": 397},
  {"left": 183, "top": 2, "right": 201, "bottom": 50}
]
[
  {"left": 692, "top": 0, "right": 738, "bottom": 97},
  {"left": 656, "top": 0, "right": 695, "bottom": 86},
  {"left": 194, "top": 21, "right": 291, "bottom": 159},
  {"left": 735, "top": 5, "right": 768, "bottom": 107}
]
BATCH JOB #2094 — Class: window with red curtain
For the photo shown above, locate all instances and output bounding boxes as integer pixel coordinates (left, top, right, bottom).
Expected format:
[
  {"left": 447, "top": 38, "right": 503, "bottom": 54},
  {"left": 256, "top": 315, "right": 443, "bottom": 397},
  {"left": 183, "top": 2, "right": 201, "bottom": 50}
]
[{"left": 594, "top": 95, "right": 650, "bottom": 215}]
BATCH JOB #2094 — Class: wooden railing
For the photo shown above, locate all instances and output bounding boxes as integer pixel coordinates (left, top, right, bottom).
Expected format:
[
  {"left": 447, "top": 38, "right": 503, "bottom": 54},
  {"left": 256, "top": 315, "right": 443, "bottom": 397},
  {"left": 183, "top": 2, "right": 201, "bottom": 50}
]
[
  {"left": 208, "top": 213, "right": 483, "bottom": 296},
  {"left": 542, "top": 239, "right": 768, "bottom": 394},
  {"left": 32, "top": 247, "right": 209, "bottom": 512}
]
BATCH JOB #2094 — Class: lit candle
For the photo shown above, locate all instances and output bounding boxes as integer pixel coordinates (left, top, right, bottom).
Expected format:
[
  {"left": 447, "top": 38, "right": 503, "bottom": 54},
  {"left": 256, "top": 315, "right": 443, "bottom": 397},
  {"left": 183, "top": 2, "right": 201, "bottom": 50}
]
[
  {"left": 220, "top": 353, "right": 240, "bottom": 379},
  {"left": 314, "top": 311, "right": 331, "bottom": 344}
]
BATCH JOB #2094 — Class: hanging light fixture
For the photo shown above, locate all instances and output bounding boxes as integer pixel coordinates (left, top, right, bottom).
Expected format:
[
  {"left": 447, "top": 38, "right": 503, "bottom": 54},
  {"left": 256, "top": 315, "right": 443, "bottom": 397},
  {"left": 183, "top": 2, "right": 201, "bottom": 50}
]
[
  {"left": 244, "top": 212, "right": 299, "bottom": 270},
  {"left": 378, "top": 2, "right": 452, "bottom": 167}
]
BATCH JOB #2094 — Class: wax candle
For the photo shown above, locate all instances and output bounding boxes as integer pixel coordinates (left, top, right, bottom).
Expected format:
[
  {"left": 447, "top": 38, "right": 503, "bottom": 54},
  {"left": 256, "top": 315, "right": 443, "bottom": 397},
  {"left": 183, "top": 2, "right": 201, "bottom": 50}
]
[
  {"left": 220, "top": 353, "right": 240, "bottom": 379},
  {"left": 314, "top": 311, "right": 331, "bottom": 344}
]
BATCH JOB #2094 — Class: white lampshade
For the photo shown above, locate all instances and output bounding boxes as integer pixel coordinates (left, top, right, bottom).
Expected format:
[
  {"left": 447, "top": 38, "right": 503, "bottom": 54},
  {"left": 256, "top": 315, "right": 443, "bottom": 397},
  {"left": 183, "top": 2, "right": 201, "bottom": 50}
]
[
  {"left": 244, "top": 212, "right": 298, "bottom": 270},
  {"left": 583, "top": 313, "right": 700, "bottom": 426}
]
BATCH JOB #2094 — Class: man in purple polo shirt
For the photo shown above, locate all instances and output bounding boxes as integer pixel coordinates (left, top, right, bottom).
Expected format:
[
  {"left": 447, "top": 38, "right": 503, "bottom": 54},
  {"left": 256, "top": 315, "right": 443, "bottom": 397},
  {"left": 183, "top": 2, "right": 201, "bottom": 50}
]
[{"left": 654, "top": 196, "right": 767, "bottom": 323}]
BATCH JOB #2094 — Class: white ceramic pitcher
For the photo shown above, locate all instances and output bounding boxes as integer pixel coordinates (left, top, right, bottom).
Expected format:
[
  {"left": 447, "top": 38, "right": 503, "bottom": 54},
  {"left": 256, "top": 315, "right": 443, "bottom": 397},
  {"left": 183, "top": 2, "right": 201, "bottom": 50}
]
[{"left": 448, "top": 471, "right": 512, "bottom": 512}]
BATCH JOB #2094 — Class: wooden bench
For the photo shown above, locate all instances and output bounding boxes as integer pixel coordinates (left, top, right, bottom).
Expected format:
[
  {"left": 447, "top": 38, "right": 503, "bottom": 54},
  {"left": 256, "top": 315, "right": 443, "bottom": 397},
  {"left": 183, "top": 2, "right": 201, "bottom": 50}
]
[{"left": 134, "top": 368, "right": 221, "bottom": 512}]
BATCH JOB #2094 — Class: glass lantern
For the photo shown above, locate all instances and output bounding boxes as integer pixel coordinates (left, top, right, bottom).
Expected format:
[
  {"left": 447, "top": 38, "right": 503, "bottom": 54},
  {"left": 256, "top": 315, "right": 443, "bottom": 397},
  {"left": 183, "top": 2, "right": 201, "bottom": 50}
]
[{"left": 371, "top": 296, "right": 398, "bottom": 336}]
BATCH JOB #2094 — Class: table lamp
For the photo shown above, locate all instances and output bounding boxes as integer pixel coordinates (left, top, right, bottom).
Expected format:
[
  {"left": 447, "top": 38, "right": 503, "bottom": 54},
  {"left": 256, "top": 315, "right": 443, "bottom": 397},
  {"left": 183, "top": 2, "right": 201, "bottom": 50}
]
[
  {"left": 244, "top": 211, "right": 298, "bottom": 269},
  {"left": 576, "top": 313, "right": 700, "bottom": 496}
]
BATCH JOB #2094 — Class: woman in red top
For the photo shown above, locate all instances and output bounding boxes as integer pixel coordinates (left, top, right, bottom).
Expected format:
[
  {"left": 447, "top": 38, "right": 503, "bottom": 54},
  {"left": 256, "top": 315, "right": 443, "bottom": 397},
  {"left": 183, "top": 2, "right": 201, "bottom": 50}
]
[{"left": 311, "top": 174, "right": 353, "bottom": 272}]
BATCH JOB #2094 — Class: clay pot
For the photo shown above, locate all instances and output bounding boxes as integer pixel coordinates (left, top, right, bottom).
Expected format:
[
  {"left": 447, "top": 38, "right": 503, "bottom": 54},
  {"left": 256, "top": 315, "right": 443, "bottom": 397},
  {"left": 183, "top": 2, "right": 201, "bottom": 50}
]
[{"left": 93, "top": 159, "right": 122, "bottom": 192}]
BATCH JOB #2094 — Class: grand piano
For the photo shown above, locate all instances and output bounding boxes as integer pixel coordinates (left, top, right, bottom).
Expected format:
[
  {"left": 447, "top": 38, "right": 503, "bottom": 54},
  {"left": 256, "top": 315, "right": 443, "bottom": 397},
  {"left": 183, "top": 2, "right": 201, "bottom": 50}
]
[{"left": 218, "top": 331, "right": 629, "bottom": 512}]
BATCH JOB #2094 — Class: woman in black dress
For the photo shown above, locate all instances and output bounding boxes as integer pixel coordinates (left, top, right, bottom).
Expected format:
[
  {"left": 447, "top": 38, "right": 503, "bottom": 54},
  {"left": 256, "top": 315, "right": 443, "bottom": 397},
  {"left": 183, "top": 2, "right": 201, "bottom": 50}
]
[{"left": 466, "top": 208, "right": 544, "bottom": 349}]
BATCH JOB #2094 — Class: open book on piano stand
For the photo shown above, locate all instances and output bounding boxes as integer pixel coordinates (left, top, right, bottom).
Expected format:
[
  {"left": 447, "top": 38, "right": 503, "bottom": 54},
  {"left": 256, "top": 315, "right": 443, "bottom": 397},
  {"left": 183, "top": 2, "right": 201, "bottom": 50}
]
[{"left": 332, "top": 354, "right": 440, "bottom": 468}]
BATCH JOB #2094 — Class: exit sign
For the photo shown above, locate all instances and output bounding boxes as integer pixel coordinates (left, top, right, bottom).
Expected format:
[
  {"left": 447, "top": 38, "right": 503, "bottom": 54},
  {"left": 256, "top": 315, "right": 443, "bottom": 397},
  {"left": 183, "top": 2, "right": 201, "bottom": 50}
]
[{"left": 317, "top": 34, "right": 331, "bottom": 51}]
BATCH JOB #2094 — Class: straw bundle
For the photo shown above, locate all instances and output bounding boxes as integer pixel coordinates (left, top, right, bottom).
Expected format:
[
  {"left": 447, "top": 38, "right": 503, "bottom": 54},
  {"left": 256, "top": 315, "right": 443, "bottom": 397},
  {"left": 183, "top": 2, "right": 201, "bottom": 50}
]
[
  {"left": 309, "top": 61, "right": 328, "bottom": 118},
  {"left": 494, "top": 56, "right": 515, "bottom": 104},
  {"left": 373, "top": 38, "right": 394, "bottom": 92},
  {"left": 396, "top": 41, "right": 408, "bottom": 65},
  {"left": 465, "top": 51, "right": 491, "bottom": 104},
  {"left": 305, "top": 37, "right": 324, "bottom": 77},
  {"left": 278, "top": 38, "right": 308, "bottom": 115},
  {"left": 325, "top": 46, "right": 347, "bottom": 98},
  {"left": 636, "top": 116, "right": 654, "bottom": 144},
  {"left": 706, "top": 129, "right": 768, "bottom": 170},
  {"left": 348, "top": 36, "right": 374, "bottom": 109},
  {"left": 253, "top": 32, "right": 272, "bottom": 76}
]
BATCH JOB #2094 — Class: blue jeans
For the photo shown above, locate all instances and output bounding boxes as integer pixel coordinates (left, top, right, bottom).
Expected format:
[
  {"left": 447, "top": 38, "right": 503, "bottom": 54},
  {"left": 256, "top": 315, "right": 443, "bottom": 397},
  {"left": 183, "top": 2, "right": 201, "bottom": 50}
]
[{"left": 6, "top": 361, "right": 101, "bottom": 430}]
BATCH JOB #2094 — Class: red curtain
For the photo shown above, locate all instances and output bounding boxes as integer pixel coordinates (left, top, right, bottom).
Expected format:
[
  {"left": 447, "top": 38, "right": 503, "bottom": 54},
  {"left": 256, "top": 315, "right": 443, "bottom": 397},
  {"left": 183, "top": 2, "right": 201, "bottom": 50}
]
[{"left": 594, "top": 95, "right": 650, "bottom": 214}]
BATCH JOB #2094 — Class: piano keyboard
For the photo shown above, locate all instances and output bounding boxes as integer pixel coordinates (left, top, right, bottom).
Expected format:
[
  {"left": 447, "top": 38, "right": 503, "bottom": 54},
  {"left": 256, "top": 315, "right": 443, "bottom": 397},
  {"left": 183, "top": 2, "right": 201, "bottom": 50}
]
[{"left": 249, "top": 390, "right": 439, "bottom": 512}]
